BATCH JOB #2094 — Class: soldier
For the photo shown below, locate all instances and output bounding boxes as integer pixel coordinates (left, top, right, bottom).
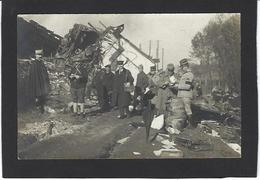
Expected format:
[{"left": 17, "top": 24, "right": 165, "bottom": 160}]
[
  {"left": 176, "top": 58, "right": 194, "bottom": 128},
  {"left": 102, "top": 64, "right": 115, "bottom": 111},
  {"left": 28, "top": 49, "right": 51, "bottom": 114},
  {"left": 153, "top": 63, "right": 177, "bottom": 115}
]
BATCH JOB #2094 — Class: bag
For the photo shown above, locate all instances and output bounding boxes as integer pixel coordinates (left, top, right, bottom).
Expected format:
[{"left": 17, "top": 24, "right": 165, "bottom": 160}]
[{"left": 124, "top": 70, "right": 135, "bottom": 92}]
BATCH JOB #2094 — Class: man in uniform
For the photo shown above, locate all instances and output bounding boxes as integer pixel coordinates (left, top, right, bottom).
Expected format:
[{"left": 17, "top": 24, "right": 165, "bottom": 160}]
[
  {"left": 176, "top": 58, "right": 194, "bottom": 128},
  {"left": 154, "top": 63, "right": 177, "bottom": 115},
  {"left": 102, "top": 64, "right": 115, "bottom": 111}
]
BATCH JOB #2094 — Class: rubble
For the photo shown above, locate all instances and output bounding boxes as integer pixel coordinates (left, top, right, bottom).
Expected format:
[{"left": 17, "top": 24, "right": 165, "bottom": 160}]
[
  {"left": 18, "top": 119, "right": 88, "bottom": 142},
  {"left": 117, "top": 137, "right": 130, "bottom": 144},
  {"left": 133, "top": 152, "right": 141, "bottom": 155}
]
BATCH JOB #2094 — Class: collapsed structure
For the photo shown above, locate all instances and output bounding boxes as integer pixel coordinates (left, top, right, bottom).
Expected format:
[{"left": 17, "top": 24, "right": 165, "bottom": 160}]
[{"left": 54, "top": 22, "right": 157, "bottom": 84}]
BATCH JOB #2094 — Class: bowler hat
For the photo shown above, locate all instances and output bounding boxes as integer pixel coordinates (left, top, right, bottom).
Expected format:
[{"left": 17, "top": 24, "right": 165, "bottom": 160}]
[{"left": 117, "top": 60, "right": 124, "bottom": 65}]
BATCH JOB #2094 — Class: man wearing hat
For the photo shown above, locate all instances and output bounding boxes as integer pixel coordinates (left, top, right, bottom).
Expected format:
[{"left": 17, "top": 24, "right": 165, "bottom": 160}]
[
  {"left": 28, "top": 49, "right": 51, "bottom": 113},
  {"left": 112, "top": 60, "right": 134, "bottom": 119},
  {"left": 177, "top": 58, "right": 194, "bottom": 128},
  {"left": 153, "top": 63, "right": 177, "bottom": 114},
  {"left": 102, "top": 64, "right": 115, "bottom": 111}
]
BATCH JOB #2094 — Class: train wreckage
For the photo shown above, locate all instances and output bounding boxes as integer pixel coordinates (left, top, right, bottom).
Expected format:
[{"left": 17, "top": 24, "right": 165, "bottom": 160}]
[{"left": 17, "top": 19, "right": 241, "bottom": 159}]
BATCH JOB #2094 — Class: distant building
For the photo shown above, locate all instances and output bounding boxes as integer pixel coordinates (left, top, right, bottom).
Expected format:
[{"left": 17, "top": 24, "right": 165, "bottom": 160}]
[{"left": 17, "top": 17, "right": 62, "bottom": 59}]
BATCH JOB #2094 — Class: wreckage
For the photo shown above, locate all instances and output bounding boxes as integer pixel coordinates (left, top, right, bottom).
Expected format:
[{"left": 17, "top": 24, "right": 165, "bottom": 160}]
[{"left": 54, "top": 22, "right": 156, "bottom": 84}]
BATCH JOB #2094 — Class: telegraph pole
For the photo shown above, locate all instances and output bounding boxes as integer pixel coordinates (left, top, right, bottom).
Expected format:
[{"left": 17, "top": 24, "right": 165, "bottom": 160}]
[
  {"left": 149, "top": 40, "right": 152, "bottom": 57},
  {"left": 161, "top": 48, "right": 164, "bottom": 70},
  {"left": 156, "top": 40, "right": 160, "bottom": 69}
]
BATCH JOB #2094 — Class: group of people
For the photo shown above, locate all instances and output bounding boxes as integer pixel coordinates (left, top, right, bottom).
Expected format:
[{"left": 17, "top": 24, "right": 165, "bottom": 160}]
[
  {"left": 66, "top": 57, "right": 196, "bottom": 130},
  {"left": 29, "top": 49, "right": 196, "bottom": 129}
]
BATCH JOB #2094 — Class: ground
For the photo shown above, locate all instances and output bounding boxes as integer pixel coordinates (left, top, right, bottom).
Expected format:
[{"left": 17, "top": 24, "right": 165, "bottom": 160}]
[{"left": 17, "top": 94, "right": 240, "bottom": 159}]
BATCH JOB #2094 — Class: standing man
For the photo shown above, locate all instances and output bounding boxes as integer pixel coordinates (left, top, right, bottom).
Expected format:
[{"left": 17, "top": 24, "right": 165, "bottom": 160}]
[
  {"left": 28, "top": 49, "right": 51, "bottom": 114},
  {"left": 113, "top": 61, "right": 134, "bottom": 119},
  {"left": 176, "top": 58, "right": 194, "bottom": 128},
  {"left": 68, "top": 61, "right": 88, "bottom": 117},
  {"left": 102, "top": 64, "right": 115, "bottom": 111},
  {"left": 93, "top": 64, "right": 105, "bottom": 112},
  {"left": 134, "top": 64, "right": 149, "bottom": 111},
  {"left": 154, "top": 63, "right": 177, "bottom": 114}
]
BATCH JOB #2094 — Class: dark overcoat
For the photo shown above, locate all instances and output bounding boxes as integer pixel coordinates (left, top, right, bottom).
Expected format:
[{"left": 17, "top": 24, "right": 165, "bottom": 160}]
[
  {"left": 28, "top": 59, "right": 51, "bottom": 98},
  {"left": 112, "top": 68, "right": 134, "bottom": 108}
]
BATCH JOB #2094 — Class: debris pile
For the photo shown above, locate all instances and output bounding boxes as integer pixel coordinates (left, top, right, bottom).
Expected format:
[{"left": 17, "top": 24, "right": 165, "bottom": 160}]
[{"left": 18, "top": 119, "right": 88, "bottom": 142}]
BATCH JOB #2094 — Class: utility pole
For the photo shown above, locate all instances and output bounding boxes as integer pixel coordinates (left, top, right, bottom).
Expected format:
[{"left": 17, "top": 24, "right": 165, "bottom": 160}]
[
  {"left": 161, "top": 48, "right": 164, "bottom": 70},
  {"left": 149, "top": 40, "right": 152, "bottom": 57},
  {"left": 156, "top": 40, "right": 159, "bottom": 70}
]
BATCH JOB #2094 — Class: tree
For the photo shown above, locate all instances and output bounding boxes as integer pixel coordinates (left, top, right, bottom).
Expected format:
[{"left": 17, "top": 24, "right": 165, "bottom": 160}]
[{"left": 190, "top": 14, "right": 241, "bottom": 93}]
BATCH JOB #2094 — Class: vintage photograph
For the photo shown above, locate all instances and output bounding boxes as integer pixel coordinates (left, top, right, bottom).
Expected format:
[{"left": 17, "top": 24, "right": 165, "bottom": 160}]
[{"left": 17, "top": 14, "right": 241, "bottom": 159}]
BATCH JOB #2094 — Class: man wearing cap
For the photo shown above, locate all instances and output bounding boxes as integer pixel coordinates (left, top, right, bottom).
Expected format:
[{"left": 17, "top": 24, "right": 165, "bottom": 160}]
[
  {"left": 68, "top": 61, "right": 88, "bottom": 117},
  {"left": 153, "top": 63, "right": 177, "bottom": 114},
  {"left": 112, "top": 61, "right": 134, "bottom": 119},
  {"left": 102, "top": 64, "right": 115, "bottom": 111},
  {"left": 176, "top": 58, "right": 194, "bottom": 127},
  {"left": 28, "top": 49, "right": 51, "bottom": 113}
]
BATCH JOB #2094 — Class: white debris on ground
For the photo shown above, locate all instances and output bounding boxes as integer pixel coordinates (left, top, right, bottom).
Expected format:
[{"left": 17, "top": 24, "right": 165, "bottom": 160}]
[
  {"left": 18, "top": 119, "right": 87, "bottom": 141},
  {"left": 133, "top": 152, "right": 141, "bottom": 155},
  {"left": 117, "top": 137, "right": 130, "bottom": 144}
]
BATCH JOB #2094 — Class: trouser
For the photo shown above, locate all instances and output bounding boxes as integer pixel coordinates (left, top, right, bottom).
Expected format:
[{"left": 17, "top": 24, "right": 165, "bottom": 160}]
[
  {"left": 119, "top": 106, "right": 130, "bottom": 117},
  {"left": 181, "top": 97, "right": 192, "bottom": 116}
]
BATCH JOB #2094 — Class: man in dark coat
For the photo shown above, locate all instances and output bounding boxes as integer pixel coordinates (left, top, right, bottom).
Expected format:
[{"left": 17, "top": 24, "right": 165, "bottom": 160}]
[
  {"left": 68, "top": 61, "right": 88, "bottom": 116},
  {"left": 112, "top": 61, "right": 134, "bottom": 119},
  {"left": 102, "top": 65, "right": 115, "bottom": 111},
  {"left": 28, "top": 49, "right": 51, "bottom": 113},
  {"left": 134, "top": 64, "right": 149, "bottom": 113},
  {"left": 93, "top": 65, "right": 105, "bottom": 112}
]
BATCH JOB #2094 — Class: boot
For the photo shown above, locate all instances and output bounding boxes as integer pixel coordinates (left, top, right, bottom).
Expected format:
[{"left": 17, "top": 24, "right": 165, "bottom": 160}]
[{"left": 186, "top": 115, "right": 196, "bottom": 129}]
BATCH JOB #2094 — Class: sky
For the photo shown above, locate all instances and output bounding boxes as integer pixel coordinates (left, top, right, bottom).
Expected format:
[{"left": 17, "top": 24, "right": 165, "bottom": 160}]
[{"left": 20, "top": 13, "right": 223, "bottom": 67}]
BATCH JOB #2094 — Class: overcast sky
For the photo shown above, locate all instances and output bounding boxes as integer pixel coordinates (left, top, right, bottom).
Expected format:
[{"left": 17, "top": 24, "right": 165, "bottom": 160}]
[{"left": 20, "top": 14, "right": 225, "bottom": 67}]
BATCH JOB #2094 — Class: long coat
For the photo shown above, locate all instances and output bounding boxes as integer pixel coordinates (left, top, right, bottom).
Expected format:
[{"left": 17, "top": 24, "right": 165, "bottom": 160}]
[
  {"left": 93, "top": 70, "right": 105, "bottom": 108},
  {"left": 135, "top": 71, "right": 149, "bottom": 96},
  {"left": 112, "top": 68, "right": 134, "bottom": 108},
  {"left": 152, "top": 71, "right": 177, "bottom": 114},
  {"left": 28, "top": 59, "right": 51, "bottom": 98}
]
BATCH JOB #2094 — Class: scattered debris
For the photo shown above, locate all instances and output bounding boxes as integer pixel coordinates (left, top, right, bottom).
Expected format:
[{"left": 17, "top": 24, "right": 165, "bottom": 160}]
[
  {"left": 44, "top": 106, "right": 56, "bottom": 114},
  {"left": 117, "top": 137, "right": 130, "bottom": 144},
  {"left": 224, "top": 142, "right": 241, "bottom": 154},
  {"left": 153, "top": 148, "right": 183, "bottom": 158},
  {"left": 133, "top": 152, "right": 141, "bottom": 155},
  {"left": 18, "top": 119, "right": 88, "bottom": 141}
]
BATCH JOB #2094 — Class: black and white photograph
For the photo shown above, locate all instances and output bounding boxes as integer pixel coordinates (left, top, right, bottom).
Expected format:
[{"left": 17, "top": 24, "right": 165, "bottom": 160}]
[{"left": 16, "top": 13, "right": 242, "bottom": 159}]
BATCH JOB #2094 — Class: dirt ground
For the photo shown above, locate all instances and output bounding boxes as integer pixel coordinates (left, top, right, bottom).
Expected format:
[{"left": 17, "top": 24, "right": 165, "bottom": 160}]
[{"left": 18, "top": 101, "right": 240, "bottom": 159}]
